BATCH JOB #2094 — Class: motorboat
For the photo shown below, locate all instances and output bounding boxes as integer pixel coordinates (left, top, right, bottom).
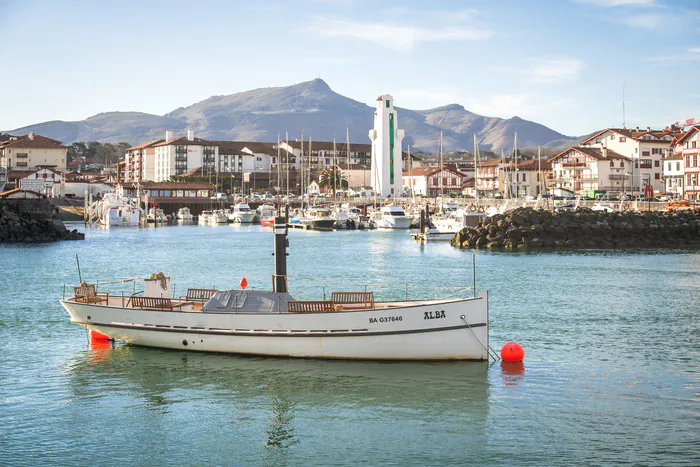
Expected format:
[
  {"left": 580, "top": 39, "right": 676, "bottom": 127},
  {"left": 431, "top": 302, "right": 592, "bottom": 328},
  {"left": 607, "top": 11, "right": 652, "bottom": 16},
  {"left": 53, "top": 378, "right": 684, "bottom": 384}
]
[
  {"left": 256, "top": 204, "right": 277, "bottom": 226},
  {"left": 198, "top": 210, "right": 212, "bottom": 225},
  {"left": 96, "top": 192, "right": 141, "bottom": 227},
  {"left": 60, "top": 219, "right": 493, "bottom": 361},
  {"left": 147, "top": 207, "right": 168, "bottom": 223},
  {"left": 300, "top": 207, "right": 336, "bottom": 231},
  {"left": 176, "top": 207, "right": 194, "bottom": 221},
  {"left": 372, "top": 205, "right": 411, "bottom": 229},
  {"left": 230, "top": 203, "right": 255, "bottom": 223},
  {"left": 210, "top": 210, "right": 228, "bottom": 224}
]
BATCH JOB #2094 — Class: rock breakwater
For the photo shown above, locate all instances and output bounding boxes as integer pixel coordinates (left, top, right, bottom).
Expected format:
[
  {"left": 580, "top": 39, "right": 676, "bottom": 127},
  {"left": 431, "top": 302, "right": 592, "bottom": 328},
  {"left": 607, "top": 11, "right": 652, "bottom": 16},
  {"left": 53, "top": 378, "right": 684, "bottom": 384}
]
[
  {"left": 0, "top": 199, "right": 85, "bottom": 243},
  {"left": 451, "top": 207, "right": 700, "bottom": 250}
]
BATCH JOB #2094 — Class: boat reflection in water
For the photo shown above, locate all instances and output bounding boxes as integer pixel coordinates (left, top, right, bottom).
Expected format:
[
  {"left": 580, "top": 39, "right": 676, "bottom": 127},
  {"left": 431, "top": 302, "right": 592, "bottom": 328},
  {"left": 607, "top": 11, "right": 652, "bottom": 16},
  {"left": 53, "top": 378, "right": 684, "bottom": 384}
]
[{"left": 64, "top": 345, "right": 490, "bottom": 459}]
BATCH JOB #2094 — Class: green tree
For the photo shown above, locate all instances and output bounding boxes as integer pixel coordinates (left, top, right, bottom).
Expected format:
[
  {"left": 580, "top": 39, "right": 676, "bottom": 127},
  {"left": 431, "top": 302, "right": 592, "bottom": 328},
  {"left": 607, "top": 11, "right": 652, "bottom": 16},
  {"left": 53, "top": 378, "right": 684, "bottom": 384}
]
[{"left": 318, "top": 167, "right": 348, "bottom": 197}]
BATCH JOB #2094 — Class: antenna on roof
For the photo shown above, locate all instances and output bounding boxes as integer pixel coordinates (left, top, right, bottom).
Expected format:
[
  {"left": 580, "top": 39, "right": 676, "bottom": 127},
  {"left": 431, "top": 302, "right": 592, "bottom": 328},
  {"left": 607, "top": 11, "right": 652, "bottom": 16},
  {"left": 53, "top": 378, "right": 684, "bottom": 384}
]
[{"left": 622, "top": 84, "right": 626, "bottom": 129}]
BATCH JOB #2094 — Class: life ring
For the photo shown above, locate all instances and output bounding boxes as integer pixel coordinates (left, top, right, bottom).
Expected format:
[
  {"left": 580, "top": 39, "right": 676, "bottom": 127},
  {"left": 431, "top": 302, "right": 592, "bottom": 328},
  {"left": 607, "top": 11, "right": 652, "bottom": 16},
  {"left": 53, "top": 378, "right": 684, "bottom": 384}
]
[
  {"left": 469, "top": 205, "right": 477, "bottom": 212},
  {"left": 478, "top": 207, "right": 485, "bottom": 212},
  {"left": 623, "top": 203, "right": 630, "bottom": 210},
  {"left": 613, "top": 204, "right": 619, "bottom": 209}
]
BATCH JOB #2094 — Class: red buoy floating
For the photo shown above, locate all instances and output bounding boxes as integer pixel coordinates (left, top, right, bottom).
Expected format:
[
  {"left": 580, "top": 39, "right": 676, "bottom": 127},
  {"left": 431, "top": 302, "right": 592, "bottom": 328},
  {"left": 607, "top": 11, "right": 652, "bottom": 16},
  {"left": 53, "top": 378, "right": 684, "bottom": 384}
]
[
  {"left": 240, "top": 277, "right": 248, "bottom": 289},
  {"left": 501, "top": 341, "right": 525, "bottom": 362},
  {"left": 90, "top": 330, "right": 111, "bottom": 342}
]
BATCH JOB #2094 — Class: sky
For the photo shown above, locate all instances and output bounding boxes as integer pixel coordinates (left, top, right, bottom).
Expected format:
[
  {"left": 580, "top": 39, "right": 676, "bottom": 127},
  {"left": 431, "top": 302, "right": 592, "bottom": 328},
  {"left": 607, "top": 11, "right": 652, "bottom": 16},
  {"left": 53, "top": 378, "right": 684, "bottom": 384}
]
[{"left": 1, "top": 0, "right": 699, "bottom": 136}]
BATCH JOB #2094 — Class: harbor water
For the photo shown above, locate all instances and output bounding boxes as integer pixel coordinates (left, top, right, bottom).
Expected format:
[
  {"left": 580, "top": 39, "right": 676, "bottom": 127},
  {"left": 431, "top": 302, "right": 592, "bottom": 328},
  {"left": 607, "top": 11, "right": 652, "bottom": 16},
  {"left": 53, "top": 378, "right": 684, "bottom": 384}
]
[{"left": 0, "top": 224, "right": 698, "bottom": 465}]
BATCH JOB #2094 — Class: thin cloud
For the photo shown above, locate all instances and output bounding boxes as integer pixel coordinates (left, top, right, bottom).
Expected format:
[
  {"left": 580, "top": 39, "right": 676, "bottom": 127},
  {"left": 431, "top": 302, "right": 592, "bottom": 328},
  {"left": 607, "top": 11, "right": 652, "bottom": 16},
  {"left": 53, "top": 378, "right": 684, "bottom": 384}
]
[
  {"left": 576, "top": 0, "right": 656, "bottom": 6},
  {"left": 494, "top": 59, "right": 584, "bottom": 84},
  {"left": 618, "top": 13, "right": 664, "bottom": 28},
  {"left": 645, "top": 47, "right": 700, "bottom": 64},
  {"left": 304, "top": 17, "right": 494, "bottom": 52}
]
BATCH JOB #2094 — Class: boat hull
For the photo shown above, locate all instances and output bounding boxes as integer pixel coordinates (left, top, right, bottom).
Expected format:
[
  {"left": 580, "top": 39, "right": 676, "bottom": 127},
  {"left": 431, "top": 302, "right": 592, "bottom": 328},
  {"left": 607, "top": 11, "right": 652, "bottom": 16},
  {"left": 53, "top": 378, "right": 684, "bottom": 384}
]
[
  {"left": 60, "top": 293, "right": 489, "bottom": 360},
  {"left": 376, "top": 216, "right": 412, "bottom": 229}
]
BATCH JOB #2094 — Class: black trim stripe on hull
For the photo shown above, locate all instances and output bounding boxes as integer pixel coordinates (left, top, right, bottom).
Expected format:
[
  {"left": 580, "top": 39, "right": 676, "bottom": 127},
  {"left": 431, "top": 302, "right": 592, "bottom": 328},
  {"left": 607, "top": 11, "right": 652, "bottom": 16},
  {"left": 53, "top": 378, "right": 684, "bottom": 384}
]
[{"left": 77, "top": 321, "right": 487, "bottom": 338}]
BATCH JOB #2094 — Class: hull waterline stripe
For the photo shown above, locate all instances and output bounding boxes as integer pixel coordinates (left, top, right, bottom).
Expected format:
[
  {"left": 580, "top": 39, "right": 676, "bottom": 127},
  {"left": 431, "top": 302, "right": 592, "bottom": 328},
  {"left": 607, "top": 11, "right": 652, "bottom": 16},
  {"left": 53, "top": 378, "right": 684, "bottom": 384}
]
[{"left": 76, "top": 321, "right": 486, "bottom": 338}]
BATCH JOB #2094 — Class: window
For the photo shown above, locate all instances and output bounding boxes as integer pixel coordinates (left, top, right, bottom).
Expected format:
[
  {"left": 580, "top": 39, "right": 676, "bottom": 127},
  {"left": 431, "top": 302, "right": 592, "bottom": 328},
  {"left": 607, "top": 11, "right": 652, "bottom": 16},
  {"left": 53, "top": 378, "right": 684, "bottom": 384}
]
[
  {"left": 386, "top": 100, "right": 390, "bottom": 108},
  {"left": 610, "top": 160, "right": 614, "bottom": 167},
  {"left": 610, "top": 134, "right": 615, "bottom": 140},
  {"left": 620, "top": 137, "right": 626, "bottom": 142},
  {"left": 654, "top": 160, "right": 659, "bottom": 167},
  {"left": 677, "top": 162, "right": 681, "bottom": 171},
  {"left": 620, "top": 161, "right": 624, "bottom": 168},
  {"left": 655, "top": 173, "right": 660, "bottom": 180}
]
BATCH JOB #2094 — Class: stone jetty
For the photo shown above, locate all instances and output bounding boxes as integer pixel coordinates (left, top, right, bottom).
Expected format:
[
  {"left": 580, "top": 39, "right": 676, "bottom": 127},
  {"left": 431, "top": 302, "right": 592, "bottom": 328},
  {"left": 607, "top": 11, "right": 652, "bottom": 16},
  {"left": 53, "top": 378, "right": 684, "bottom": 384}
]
[
  {"left": 451, "top": 207, "right": 700, "bottom": 250},
  {"left": 0, "top": 199, "right": 85, "bottom": 243}
]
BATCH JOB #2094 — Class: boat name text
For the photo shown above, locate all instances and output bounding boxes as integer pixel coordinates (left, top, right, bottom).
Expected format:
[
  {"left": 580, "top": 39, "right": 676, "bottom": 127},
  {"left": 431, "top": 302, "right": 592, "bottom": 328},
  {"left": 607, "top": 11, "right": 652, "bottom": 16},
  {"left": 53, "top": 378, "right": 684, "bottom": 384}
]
[
  {"left": 424, "top": 310, "right": 446, "bottom": 320},
  {"left": 369, "top": 316, "right": 403, "bottom": 324}
]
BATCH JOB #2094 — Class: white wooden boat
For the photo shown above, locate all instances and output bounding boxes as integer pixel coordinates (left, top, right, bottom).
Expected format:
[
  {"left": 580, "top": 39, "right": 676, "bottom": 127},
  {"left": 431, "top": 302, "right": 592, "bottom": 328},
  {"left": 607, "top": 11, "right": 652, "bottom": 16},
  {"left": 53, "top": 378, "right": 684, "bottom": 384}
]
[
  {"left": 97, "top": 192, "right": 141, "bottom": 227},
  {"left": 59, "top": 218, "right": 491, "bottom": 361},
  {"left": 210, "top": 210, "right": 228, "bottom": 224},
  {"left": 198, "top": 210, "right": 212, "bottom": 225}
]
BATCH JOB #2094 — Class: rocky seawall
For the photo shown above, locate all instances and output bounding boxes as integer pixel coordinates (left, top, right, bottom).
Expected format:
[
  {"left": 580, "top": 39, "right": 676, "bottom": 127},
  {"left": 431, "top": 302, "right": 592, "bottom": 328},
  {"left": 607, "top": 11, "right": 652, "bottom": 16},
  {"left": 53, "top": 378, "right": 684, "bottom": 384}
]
[
  {"left": 451, "top": 207, "right": 700, "bottom": 250},
  {"left": 0, "top": 200, "right": 85, "bottom": 243}
]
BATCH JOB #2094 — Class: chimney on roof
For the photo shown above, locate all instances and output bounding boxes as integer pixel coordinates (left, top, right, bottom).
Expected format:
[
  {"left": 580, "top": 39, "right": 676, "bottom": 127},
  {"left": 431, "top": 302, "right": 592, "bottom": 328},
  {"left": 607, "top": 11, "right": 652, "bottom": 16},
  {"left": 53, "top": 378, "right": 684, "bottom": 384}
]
[
  {"left": 647, "top": 126, "right": 651, "bottom": 131},
  {"left": 636, "top": 126, "right": 639, "bottom": 131},
  {"left": 28, "top": 132, "right": 34, "bottom": 140},
  {"left": 165, "top": 130, "right": 173, "bottom": 141},
  {"left": 187, "top": 130, "right": 194, "bottom": 141}
]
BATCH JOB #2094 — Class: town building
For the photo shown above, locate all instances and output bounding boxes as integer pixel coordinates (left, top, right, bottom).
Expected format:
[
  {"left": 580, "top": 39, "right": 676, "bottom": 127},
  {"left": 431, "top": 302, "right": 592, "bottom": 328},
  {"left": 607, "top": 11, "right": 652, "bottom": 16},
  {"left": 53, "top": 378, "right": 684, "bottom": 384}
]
[
  {"left": 402, "top": 166, "right": 466, "bottom": 197},
  {"left": 217, "top": 141, "right": 276, "bottom": 174},
  {"left": 579, "top": 127, "right": 676, "bottom": 194},
  {"left": 280, "top": 140, "right": 371, "bottom": 169},
  {"left": 0, "top": 133, "right": 68, "bottom": 178},
  {"left": 475, "top": 159, "right": 503, "bottom": 197},
  {"left": 153, "top": 131, "right": 219, "bottom": 182},
  {"left": 124, "top": 139, "right": 163, "bottom": 182},
  {"left": 673, "top": 125, "right": 700, "bottom": 200},
  {"left": 501, "top": 159, "right": 552, "bottom": 198},
  {"left": 548, "top": 147, "right": 632, "bottom": 195},
  {"left": 17, "top": 166, "right": 64, "bottom": 196},
  {"left": 663, "top": 154, "right": 684, "bottom": 198},
  {"left": 369, "top": 94, "right": 405, "bottom": 197}
]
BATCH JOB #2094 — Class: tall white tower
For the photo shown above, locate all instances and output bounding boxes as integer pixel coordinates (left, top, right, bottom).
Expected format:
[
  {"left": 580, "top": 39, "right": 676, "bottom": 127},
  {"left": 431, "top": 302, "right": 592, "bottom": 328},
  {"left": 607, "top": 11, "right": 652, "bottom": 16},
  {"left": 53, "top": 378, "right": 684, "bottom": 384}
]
[{"left": 369, "top": 94, "right": 404, "bottom": 197}]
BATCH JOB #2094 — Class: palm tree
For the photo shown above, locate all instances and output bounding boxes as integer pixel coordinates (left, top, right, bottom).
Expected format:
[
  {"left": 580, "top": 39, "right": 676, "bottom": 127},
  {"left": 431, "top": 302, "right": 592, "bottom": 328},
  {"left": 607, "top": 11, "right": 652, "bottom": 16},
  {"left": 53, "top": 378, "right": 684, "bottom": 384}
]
[{"left": 318, "top": 166, "right": 348, "bottom": 197}]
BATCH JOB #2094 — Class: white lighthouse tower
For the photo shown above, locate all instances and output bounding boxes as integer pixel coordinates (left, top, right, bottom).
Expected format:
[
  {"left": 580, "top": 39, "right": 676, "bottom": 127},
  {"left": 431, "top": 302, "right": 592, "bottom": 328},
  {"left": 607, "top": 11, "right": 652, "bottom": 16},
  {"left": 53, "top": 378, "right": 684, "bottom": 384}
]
[{"left": 369, "top": 94, "right": 404, "bottom": 198}]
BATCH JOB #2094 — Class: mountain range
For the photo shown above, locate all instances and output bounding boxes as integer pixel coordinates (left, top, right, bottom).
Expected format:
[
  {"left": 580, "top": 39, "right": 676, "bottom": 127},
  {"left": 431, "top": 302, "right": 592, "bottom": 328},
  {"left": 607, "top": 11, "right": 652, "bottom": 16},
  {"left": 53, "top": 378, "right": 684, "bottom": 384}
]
[{"left": 7, "top": 79, "right": 585, "bottom": 152}]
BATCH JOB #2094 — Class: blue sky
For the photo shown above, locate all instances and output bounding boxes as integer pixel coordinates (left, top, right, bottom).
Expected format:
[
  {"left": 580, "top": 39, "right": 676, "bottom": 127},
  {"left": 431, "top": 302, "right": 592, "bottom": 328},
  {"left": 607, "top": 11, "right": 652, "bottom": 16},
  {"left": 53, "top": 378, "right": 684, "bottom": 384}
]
[{"left": 1, "top": 0, "right": 698, "bottom": 136}]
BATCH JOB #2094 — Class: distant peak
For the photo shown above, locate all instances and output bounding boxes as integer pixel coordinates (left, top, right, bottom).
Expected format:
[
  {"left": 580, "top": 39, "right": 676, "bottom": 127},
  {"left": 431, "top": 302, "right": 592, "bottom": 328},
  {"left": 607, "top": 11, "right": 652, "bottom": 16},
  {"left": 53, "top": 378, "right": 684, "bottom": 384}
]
[
  {"left": 424, "top": 103, "right": 468, "bottom": 113},
  {"left": 298, "top": 78, "right": 331, "bottom": 91}
]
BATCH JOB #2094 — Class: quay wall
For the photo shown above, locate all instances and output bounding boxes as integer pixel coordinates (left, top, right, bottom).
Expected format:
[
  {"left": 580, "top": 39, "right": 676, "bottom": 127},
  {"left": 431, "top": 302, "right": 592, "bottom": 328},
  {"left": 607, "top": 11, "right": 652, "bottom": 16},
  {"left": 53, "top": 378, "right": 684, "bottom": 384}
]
[
  {"left": 450, "top": 207, "right": 700, "bottom": 250},
  {"left": 0, "top": 199, "right": 84, "bottom": 243}
]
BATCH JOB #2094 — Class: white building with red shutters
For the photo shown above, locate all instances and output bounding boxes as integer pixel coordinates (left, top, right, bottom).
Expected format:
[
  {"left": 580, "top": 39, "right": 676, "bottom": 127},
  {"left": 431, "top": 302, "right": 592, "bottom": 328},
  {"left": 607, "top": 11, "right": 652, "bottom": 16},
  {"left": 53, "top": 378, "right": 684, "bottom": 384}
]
[
  {"left": 402, "top": 166, "right": 465, "bottom": 197},
  {"left": 17, "top": 166, "right": 64, "bottom": 196},
  {"left": 548, "top": 147, "right": 633, "bottom": 195},
  {"left": 579, "top": 127, "right": 676, "bottom": 194},
  {"left": 672, "top": 125, "right": 700, "bottom": 200}
]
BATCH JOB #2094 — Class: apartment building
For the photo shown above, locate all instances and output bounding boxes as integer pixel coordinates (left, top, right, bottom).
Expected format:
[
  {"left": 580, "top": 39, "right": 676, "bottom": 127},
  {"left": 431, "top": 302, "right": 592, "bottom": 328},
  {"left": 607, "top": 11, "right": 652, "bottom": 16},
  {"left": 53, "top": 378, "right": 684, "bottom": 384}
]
[{"left": 153, "top": 131, "right": 219, "bottom": 182}]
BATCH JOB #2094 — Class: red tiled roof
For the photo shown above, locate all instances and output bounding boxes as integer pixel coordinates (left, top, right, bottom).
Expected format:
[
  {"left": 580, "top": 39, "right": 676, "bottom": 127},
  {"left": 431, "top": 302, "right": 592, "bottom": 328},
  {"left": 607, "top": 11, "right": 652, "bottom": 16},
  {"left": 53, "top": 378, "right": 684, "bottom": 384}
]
[
  {"left": 673, "top": 126, "right": 700, "bottom": 146},
  {"left": 153, "top": 136, "right": 215, "bottom": 147},
  {"left": 549, "top": 146, "right": 630, "bottom": 163},
  {"left": 0, "top": 133, "right": 67, "bottom": 150},
  {"left": 581, "top": 128, "right": 674, "bottom": 145},
  {"left": 127, "top": 139, "right": 165, "bottom": 151}
]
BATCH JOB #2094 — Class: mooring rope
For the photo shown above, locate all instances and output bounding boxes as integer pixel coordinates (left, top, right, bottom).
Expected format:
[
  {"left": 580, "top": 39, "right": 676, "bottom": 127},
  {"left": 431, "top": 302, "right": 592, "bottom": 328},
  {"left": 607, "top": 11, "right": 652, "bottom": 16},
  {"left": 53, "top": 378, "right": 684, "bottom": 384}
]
[{"left": 460, "top": 315, "right": 500, "bottom": 362}]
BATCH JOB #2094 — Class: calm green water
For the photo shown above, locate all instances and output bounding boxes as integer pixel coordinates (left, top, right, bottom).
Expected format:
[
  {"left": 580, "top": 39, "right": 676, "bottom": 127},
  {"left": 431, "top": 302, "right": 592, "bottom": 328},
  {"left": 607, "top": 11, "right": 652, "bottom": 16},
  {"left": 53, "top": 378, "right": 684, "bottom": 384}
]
[{"left": 0, "top": 225, "right": 698, "bottom": 465}]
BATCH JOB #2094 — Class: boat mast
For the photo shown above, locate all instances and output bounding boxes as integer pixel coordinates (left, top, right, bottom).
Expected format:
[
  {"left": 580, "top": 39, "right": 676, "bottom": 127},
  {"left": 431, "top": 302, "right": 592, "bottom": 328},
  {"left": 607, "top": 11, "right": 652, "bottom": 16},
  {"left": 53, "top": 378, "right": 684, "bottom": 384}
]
[
  {"left": 301, "top": 130, "right": 304, "bottom": 201},
  {"left": 276, "top": 133, "right": 281, "bottom": 200},
  {"left": 537, "top": 145, "right": 542, "bottom": 196},
  {"left": 501, "top": 149, "right": 507, "bottom": 199},
  {"left": 474, "top": 134, "right": 479, "bottom": 200},
  {"left": 308, "top": 136, "right": 312, "bottom": 200},
  {"left": 408, "top": 144, "right": 414, "bottom": 201},
  {"left": 514, "top": 132, "right": 519, "bottom": 198},
  {"left": 333, "top": 137, "right": 337, "bottom": 199},
  {"left": 439, "top": 130, "right": 443, "bottom": 198},
  {"left": 285, "top": 131, "right": 290, "bottom": 198},
  {"left": 346, "top": 125, "right": 351, "bottom": 200}
]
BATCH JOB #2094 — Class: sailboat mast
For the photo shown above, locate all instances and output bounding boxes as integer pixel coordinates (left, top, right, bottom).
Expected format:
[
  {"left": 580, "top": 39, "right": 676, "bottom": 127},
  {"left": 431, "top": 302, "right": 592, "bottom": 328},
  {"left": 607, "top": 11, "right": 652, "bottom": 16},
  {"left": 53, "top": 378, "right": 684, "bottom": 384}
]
[
  {"left": 538, "top": 145, "right": 542, "bottom": 196},
  {"left": 514, "top": 132, "right": 519, "bottom": 198},
  {"left": 408, "top": 144, "right": 414, "bottom": 200},
  {"left": 474, "top": 134, "right": 479, "bottom": 200},
  {"left": 276, "top": 133, "right": 281, "bottom": 199},
  {"left": 346, "top": 125, "right": 350, "bottom": 196},
  {"left": 308, "top": 136, "right": 312, "bottom": 198},
  {"left": 333, "top": 137, "right": 337, "bottom": 198},
  {"left": 301, "top": 131, "right": 304, "bottom": 199},
  {"left": 285, "top": 131, "right": 289, "bottom": 198},
  {"left": 439, "top": 130, "right": 443, "bottom": 198}
]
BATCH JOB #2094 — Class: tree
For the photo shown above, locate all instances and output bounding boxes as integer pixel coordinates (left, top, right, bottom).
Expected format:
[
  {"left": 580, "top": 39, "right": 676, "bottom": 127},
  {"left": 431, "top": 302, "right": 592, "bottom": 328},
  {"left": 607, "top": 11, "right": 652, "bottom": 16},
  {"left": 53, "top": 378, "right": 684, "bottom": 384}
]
[{"left": 318, "top": 167, "right": 348, "bottom": 197}]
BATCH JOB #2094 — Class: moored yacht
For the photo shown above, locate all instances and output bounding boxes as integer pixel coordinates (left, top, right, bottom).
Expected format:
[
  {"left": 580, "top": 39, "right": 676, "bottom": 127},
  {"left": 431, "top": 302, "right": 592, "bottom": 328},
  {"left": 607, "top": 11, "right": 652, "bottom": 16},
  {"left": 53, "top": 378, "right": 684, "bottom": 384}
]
[
  {"left": 198, "top": 210, "right": 212, "bottom": 225},
  {"left": 210, "top": 209, "right": 228, "bottom": 224},
  {"left": 176, "top": 207, "right": 194, "bottom": 221},
  {"left": 97, "top": 192, "right": 141, "bottom": 227},
  {"left": 373, "top": 205, "right": 411, "bottom": 229},
  {"left": 300, "top": 207, "right": 336, "bottom": 231},
  {"left": 147, "top": 207, "right": 168, "bottom": 223},
  {"left": 230, "top": 203, "right": 255, "bottom": 223}
]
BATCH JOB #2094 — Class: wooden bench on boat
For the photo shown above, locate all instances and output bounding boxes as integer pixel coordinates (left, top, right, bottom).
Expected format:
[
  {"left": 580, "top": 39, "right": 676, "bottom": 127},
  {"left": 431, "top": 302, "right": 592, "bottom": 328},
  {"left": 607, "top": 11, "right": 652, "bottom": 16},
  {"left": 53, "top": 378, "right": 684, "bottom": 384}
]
[
  {"left": 287, "top": 300, "right": 336, "bottom": 313},
  {"left": 130, "top": 296, "right": 193, "bottom": 311},
  {"left": 73, "top": 284, "right": 109, "bottom": 304},
  {"left": 180, "top": 288, "right": 217, "bottom": 302},
  {"left": 331, "top": 292, "right": 374, "bottom": 310}
]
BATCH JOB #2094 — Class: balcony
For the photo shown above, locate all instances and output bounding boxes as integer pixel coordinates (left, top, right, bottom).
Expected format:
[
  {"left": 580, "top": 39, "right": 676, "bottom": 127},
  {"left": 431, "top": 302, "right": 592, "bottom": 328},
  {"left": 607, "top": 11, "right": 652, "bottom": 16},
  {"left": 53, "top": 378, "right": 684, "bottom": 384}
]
[
  {"left": 608, "top": 174, "right": 629, "bottom": 180},
  {"left": 561, "top": 161, "right": 586, "bottom": 168},
  {"left": 175, "top": 156, "right": 187, "bottom": 163},
  {"left": 175, "top": 147, "right": 187, "bottom": 155}
]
